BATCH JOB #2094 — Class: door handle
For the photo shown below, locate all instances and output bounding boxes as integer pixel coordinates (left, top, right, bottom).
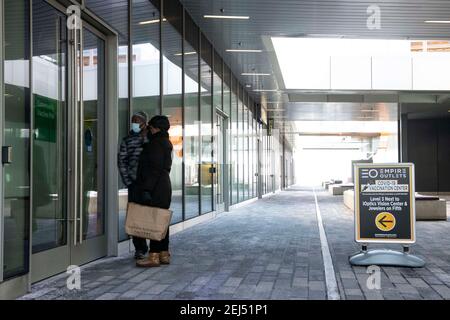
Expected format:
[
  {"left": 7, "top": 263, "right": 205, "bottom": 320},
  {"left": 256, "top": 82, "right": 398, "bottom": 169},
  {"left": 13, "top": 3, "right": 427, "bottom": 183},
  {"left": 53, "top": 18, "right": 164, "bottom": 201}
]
[
  {"left": 72, "top": 24, "right": 84, "bottom": 246},
  {"left": 2, "top": 146, "right": 12, "bottom": 164},
  {"left": 78, "top": 25, "right": 84, "bottom": 245},
  {"left": 72, "top": 26, "right": 78, "bottom": 247}
]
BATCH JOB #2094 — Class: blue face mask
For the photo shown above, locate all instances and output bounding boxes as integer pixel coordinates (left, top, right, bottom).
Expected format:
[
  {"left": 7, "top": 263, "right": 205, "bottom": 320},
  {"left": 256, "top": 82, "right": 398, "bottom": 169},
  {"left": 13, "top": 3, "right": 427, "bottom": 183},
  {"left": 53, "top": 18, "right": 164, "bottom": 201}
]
[{"left": 131, "top": 123, "right": 141, "bottom": 133}]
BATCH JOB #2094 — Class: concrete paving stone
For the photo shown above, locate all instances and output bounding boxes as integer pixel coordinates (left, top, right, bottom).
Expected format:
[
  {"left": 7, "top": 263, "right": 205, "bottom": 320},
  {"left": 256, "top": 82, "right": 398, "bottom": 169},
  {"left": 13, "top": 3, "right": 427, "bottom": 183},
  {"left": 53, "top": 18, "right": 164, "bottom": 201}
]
[
  {"left": 407, "top": 278, "right": 430, "bottom": 288},
  {"left": 346, "top": 295, "right": 365, "bottom": 300},
  {"left": 382, "top": 291, "right": 404, "bottom": 300},
  {"left": 290, "top": 287, "right": 309, "bottom": 299},
  {"left": 154, "top": 291, "right": 178, "bottom": 300},
  {"left": 341, "top": 278, "right": 360, "bottom": 289},
  {"left": 339, "top": 271, "right": 357, "bottom": 280},
  {"left": 110, "top": 282, "right": 136, "bottom": 293},
  {"left": 97, "top": 276, "right": 115, "bottom": 282},
  {"left": 394, "top": 283, "right": 420, "bottom": 295},
  {"left": 223, "top": 277, "right": 243, "bottom": 287},
  {"left": 308, "top": 290, "right": 327, "bottom": 300},
  {"left": 274, "top": 278, "right": 292, "bottom": 289},
  {"left": 270, "top": 289, "right": 292, "bottom": 300},
  {"left": 120, "top": 290, "right": 141, "bottom": 299},
  {"left": 144, "top": 284, "right": 170, "bottom": 295},
  {"left": 260, "top": 276, "right": 277, "bottom": 283},
  {"left": 192, "top": 276, "right": 212, "bottom": 286},
  {"left": 135, "top": 294, "right": 157, "bottom": 300},
  {"left": 401, "top": 293, "right": 424, "bottom": 300},
  {"left": 308, "top": 281, "right": 325, "bottom": 291},
  {"left": 422, "top": 275, "right": 443, "bottom": 285},
  {"left": 416, "top": 287, "right": 443, "bottom": 300},
  {"left": 133, "top": 280, "right": 158, "bottom": 291},
  {"left": 363, "top": 291, "right": 384, "bottom": 300},
  {"left": 255, "top": 281, "right": 274, "bottom": 292},
  {"left": 95, "top": 292, "right": 120, "bottom": 300},
  {"left": 292, "top": 277, "right": 308, "bottom": 288},
  {"left": 352, "top": 266, "right": 368, "bottom": 274},
  {"left": 344, "top": 288, "right": 364, "bottom": 296},
  {"left": 175, "top": 291, "right": 197, "bottom": 299},
  {"left": 279, "top": 267, "right": 294, "bottom": 274},
  {"left": 250, "top": 266, "right": 265, "bottom": 273},
  {"left": 86, "top": 285, "right": 115, "bottom": 298},
  {"left": 218, "top": 286, "right": 237, "bottom": 294},
  {"left": 387, "top": 275, "right": 408, "bottom": 284},
  {"left": 84, "top": 282, "right": 101, "bottom": 289},
  {"left": 266, "top": 264, "right": 280, "bottom": 272},
  {"left": 431, "top": 285, "right": 450, "bottom": 299}
]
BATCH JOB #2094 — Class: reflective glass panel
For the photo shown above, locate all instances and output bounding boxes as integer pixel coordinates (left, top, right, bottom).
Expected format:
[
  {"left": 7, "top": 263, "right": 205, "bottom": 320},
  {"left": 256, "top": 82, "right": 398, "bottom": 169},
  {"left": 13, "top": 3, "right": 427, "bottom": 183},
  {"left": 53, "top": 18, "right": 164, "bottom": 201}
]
[{"left": 162, "top": 0, "right": 183, "bottom": 223}]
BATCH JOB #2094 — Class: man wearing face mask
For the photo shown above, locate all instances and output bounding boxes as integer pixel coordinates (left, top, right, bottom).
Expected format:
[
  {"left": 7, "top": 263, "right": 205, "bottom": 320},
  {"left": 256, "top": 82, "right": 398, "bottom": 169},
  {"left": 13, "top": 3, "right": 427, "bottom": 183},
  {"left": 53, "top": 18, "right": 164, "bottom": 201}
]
[{"left": 118, "top": 111, "right": 149, "bottom": 259}]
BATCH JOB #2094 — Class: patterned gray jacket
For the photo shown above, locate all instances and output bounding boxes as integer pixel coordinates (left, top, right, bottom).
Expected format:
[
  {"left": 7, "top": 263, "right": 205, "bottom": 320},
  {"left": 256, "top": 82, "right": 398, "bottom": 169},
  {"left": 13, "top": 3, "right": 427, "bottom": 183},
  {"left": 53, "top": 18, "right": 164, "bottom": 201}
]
[{"left": 118, "top": 131, "right": 148, "bottom": 187}]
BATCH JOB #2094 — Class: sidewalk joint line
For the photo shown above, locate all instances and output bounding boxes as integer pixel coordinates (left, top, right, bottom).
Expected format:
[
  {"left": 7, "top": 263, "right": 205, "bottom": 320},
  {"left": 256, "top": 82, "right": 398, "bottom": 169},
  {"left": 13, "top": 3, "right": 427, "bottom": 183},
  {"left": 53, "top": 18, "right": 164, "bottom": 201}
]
[{"left": 313, "top": 188, "right": 341, "bottom": 300}]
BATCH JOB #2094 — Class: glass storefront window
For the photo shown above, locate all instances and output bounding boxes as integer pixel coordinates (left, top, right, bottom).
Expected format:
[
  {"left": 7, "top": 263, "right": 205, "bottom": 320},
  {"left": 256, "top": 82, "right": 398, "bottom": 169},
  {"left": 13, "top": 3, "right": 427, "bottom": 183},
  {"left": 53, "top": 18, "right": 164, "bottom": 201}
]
[
  {"left": 131, "top": 0, "right": 160, "bottom": 117},
  {"left": 31, "top": 0, "right": 67, "bottom": 253},
  {"left": 200, "top": 34, "right": 213, "bottom": 214},
  {"left": 231, "top": 77, "right": 238, "bottom": 205},
  {"left": 253, "top": 117, "right": 257, "bottom": 198},
  {"left": 122, "top": 0, "right": 162, "bottom": 237},
  {"left": 238, "top": 87, "right": 245, "bottom": 202},
  {"left": 162, "top": 0, "right": 183, "bottom": 223},
  {"left": 3, "top": 0, "right": 31, "bottom": 279},
  {"left": 213, "top": 51, "right": 222, "bottom": 112},
  {"left": 249, "top": 109, "right": 254, "bottom": 199},
  {"left": 85, "top": 0, "right": 131, "bottom": 241},
  {"left": 223, "top": 66, "right": 231, "bottom": 117},
  {"left": 243, "top": 96, "right": 249, "bottom": 200},
  {"left": 85, "top": 0, "right": 129, "bottom": 43},
  {"left": 184, "top": 13, "right": 200, "bottom": 220}
]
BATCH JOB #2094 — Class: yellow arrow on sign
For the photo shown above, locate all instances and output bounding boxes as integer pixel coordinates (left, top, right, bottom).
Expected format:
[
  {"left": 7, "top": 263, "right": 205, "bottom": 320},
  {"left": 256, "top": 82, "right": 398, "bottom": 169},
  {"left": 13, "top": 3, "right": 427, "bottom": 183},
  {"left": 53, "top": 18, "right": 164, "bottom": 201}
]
[{"left": 375, "top": 212, "right": 396, "bottom": 232}]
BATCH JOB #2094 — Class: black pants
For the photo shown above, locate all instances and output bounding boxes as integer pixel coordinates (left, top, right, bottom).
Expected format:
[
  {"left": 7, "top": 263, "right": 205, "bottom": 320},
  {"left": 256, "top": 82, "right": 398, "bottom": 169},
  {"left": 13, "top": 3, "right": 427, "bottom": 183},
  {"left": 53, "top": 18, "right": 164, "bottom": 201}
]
[
  {"left": 128, "top": 184, "right": 148, "bottom": 253},
  {"left": 149, "top": 229, "right": 169, "bottom": 253},
  {"left": 132, "top": 236, "right": 148, "bottom": 253}
]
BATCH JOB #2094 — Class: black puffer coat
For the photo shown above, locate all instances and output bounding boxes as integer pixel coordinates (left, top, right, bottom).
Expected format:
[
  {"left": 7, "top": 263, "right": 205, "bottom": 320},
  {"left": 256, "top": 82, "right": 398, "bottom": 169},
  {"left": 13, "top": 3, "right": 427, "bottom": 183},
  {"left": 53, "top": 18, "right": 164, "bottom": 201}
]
[{"left": 130, "top": 131, "right": 173, "bottom": 209}]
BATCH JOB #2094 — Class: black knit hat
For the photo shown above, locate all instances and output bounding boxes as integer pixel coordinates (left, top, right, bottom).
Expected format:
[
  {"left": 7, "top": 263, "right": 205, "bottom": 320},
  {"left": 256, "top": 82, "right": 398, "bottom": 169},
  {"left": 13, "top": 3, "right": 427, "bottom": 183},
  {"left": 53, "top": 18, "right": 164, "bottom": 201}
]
[{"left": 149, "top": 115, "right": 170, "bottom": 132}]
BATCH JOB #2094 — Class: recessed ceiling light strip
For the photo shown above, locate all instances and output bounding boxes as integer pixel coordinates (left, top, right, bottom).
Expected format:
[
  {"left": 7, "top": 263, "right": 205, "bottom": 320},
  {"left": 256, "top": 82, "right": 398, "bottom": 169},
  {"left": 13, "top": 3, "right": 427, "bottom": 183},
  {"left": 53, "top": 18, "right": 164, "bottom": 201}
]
[
  {"left": 204, "top": 15, "right": 250, "bottom": 20},
  {"left": 242, "top": 73, "right": 271, "bottom": 76},
  {"left": 226, "top": 49, "right": 262, "bottom": 53}
]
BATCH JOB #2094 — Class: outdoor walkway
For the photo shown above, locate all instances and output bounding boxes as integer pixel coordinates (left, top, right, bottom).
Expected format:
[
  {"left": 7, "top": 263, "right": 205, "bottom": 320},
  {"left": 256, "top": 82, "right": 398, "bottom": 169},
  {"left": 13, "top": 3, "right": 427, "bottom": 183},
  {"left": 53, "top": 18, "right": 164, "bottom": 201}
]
[{"left": 19, "top": 187, "right": 450, "bottom": 300}]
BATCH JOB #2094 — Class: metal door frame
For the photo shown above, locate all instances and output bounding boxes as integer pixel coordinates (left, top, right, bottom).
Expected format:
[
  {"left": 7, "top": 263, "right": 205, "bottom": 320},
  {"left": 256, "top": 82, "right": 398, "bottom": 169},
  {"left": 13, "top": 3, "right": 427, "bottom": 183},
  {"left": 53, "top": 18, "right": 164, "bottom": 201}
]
[
  {"left": 30, "top": 0, "right": 118, "bottom": 283},
  {"left": 0, "top": 0, "right": 4, "bottom": 284},
  {"left": 215, "top": 109, "right": 228, "bottom": 212}
]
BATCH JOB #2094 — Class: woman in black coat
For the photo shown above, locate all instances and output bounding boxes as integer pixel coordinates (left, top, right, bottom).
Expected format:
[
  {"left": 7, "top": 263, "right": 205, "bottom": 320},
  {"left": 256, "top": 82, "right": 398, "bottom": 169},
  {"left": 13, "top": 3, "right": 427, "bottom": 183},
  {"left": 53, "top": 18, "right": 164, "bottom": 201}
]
[{"left": 133, "top": 115, "right": 173, "bottom": 268}]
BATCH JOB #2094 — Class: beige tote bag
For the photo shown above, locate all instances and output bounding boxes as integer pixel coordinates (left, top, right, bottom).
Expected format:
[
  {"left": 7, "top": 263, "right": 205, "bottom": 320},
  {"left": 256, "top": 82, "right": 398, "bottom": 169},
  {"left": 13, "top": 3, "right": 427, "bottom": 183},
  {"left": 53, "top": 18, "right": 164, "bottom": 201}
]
[{"left": 125, "top": 202, "right": 173, "bottom": 241}]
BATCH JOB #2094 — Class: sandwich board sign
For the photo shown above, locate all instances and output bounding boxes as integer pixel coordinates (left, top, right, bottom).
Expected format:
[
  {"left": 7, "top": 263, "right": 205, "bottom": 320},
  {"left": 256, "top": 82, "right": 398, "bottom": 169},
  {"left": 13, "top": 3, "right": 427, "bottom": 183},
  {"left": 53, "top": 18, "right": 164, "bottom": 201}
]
[{"left": 354, "top": 163, "right": 415, "bottom": 244}]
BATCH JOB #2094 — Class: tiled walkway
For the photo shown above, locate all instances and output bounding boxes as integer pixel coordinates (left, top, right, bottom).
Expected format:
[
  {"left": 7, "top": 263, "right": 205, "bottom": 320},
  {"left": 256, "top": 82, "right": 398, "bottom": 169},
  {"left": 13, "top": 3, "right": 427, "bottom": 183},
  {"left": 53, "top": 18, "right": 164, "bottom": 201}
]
[{"left": 19, "top": 187, "right": 450, "bottom": 300}]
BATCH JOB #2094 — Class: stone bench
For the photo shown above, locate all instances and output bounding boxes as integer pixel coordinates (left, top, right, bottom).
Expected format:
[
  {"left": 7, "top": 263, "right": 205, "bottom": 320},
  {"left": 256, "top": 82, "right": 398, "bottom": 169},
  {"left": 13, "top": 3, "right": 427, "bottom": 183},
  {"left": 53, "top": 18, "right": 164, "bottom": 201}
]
[
  {"left": 415, "top": 193, "right": 447, "bottom": 221},
  {"left": 323, "top": 180, "right": 343, "bottom": 190},
  {"left": 329, "top": 183, "right": 354, "bottom": 196},
  {"left": 342, "top": 190, "right": 447, "bottom": 220},
  {"left": 343, "top": 189, "right": 355, "bottom": 211}
]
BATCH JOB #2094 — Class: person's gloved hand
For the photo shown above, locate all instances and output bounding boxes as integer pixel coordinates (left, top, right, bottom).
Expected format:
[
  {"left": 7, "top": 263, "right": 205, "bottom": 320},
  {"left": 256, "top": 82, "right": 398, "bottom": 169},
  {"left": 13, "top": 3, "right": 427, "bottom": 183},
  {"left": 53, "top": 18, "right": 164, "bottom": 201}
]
[{"left": 142, "top": 191, "right": 152, "bottom": 203}]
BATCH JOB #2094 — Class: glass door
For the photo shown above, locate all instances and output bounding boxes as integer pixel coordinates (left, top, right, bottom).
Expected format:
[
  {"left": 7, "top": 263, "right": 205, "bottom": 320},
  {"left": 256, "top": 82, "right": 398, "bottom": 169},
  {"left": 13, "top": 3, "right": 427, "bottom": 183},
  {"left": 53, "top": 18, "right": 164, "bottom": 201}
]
[
  {"left": 215, "top": 113, "right": 225, "bottom": 212},
  {"left": 70, "top": 20, "right": 107, "bottom": 266},
  {"left": 31, "top": 1, "right": 106, "bottom": 282}
]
